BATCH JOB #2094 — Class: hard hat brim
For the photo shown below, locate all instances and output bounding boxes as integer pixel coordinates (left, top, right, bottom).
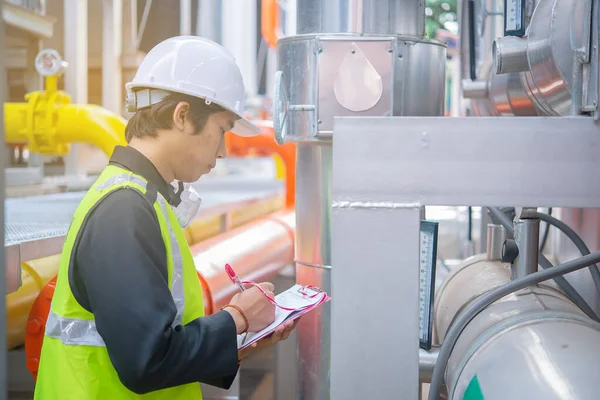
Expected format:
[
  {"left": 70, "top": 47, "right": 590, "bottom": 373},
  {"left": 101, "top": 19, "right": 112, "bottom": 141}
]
[{"left": 230, "top": 116, "right": 261, "bottom": 137}]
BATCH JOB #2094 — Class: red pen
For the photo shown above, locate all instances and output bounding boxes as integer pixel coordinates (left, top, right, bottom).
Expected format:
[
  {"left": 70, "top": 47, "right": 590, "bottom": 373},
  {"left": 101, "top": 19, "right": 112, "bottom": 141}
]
[{"left": 225, "top": 263, "right": 246, "bottom": 292}]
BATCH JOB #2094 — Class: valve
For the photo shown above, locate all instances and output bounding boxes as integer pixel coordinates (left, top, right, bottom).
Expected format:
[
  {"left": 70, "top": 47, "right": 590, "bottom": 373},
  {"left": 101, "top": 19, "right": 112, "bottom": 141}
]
[
  {"left": 501, "top": 239, "right": 519, "bottom": 264},
  {"left": 21, "top": 49, "right": 72, "bottom": 155},
  {"left": 34, "top": 49, "right": 68, "bottom": 77}
]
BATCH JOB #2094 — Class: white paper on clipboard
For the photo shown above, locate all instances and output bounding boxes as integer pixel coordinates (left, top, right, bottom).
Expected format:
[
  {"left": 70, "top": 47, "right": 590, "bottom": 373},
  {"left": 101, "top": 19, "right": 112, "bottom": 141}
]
[{"left": 237, "top": 284, "right": 330, "bottom": 350}]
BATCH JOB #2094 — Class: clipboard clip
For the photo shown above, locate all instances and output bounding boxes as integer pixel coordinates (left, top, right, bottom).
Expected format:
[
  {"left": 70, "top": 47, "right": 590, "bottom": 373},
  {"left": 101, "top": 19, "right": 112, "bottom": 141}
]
[{"left": 298, "top": 285, "right": 324, "bottom": 298}]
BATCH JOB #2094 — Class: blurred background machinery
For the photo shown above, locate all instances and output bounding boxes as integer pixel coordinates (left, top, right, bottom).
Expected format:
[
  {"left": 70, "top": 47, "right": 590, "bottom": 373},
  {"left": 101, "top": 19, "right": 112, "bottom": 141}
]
[{"left": 4, "top": 0, "right": 600, "bottom": 399}]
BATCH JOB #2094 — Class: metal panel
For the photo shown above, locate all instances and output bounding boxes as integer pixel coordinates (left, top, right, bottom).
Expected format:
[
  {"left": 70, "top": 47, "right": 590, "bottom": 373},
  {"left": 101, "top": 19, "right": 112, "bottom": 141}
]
[
  {"left": 332, "top": 116, "right": 600, "bottom": 208},
  {"left": 316, "top": 38, "right": 394, "bottom": 134},
  {"left": 277, "top": 36, "right": 446, "bottom": 141},
  {"left": 330, "top": 202, "right": 421, "bottom": 400}
]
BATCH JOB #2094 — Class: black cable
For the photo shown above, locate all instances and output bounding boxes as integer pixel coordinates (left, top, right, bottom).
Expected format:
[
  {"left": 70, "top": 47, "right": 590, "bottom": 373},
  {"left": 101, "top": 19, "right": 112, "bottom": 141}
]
[
  {"left": 535, "top": 211, "right": 600, "bottom": 295},
  {"left": 467, "top": 0, "right": 477, "bottom": 80},
  {"left": 487, "top": 207, "right": 599, "bottom": 321},
  {"left": 428, "top": 249, "right": 600, "bottom": 400},
  {"left": 539, "top": 207, "right": 552, "bottom": 252},
  {"left": 467, "top": 206, "right": 473, "bottom": 242}
]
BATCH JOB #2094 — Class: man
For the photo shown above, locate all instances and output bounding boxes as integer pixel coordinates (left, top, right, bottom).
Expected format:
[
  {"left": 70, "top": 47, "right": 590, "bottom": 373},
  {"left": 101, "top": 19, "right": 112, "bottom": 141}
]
[{"left": 34, "top": 36, "right": 296, "bottom": 399}]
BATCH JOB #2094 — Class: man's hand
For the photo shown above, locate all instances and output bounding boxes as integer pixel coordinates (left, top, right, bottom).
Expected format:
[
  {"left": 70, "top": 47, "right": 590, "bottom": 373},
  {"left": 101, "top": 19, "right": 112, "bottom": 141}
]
[
  {"left": 238, "top": 318, "right": 299, "bottom": 361},
  {"left": 224, "top": 282, "right": 276, "bottom": 333}
]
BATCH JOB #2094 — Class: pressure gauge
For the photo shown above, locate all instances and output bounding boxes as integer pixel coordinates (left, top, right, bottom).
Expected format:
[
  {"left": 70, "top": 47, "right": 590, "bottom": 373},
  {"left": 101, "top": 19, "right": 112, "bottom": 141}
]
[
  {"left": 419, "top": 220, "right": 439, "bottom": 351},
  {"left": 504, "top": 0, "right": 525, "bottom": 36},
  {"left": 34, "top": 49, "right": 69, "bottom": 77}
]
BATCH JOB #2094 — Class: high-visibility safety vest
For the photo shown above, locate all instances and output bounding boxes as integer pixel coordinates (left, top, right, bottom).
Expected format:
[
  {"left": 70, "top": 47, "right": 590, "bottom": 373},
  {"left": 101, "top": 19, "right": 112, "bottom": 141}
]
[{"left": 34, "top": 164, "right": 206, "bottom": 399}]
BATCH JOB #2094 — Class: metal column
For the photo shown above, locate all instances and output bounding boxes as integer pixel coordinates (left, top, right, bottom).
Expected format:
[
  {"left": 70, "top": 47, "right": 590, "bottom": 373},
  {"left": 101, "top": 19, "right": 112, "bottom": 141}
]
[
  {"left": 331, "top": 115, "right": 600, "bottom": 399},
  {"left": 221, "top": 0, "right": 257, "bottom": 98},
  {"left": 102, "top": 0, "right": 123, "bottom": 115},
  {"left": 63, "top": 0, "right": 88, "bottom": 176},
  {"left": 179, "top": 0, "right": 192, "bottom": 36}
]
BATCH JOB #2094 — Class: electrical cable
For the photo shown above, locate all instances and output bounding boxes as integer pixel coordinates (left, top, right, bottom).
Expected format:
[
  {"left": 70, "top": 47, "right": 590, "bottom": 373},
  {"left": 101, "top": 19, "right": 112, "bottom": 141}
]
[
  {"left": 487, "top": 207, "right": 599, "bottom": 321},
  {"left": 539, "top": 207, "right": 552, "bottom": 252},
  {"left": 535, "top": 211, "right": 600, "bottom": 296},
  {"left": 428, "top": 249, "right": 600, "bottom": 400}
]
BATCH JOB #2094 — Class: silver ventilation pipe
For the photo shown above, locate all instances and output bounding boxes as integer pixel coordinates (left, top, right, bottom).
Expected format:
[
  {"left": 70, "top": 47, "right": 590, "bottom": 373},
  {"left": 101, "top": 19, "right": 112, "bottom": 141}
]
[
  {"left": 459, "top": 0, "right": 539, "bottom": 116},
  {"left": 274, "top": 1, "right": 446, "bottom": 398}
]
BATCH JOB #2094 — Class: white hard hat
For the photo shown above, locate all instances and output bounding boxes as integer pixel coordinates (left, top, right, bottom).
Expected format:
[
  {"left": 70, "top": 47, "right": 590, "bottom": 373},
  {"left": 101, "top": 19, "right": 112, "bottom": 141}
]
[{"left": 125, "top": 35, "right": 259, "bottom": 137}]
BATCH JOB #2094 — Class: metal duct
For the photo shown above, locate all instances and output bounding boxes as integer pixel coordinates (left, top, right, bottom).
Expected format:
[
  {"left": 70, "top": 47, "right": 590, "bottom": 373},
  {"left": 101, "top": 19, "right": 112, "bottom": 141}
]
[
  {"left": 498, "top": 0, "right": 592, "bottom": 116},
  {"left": 296, "top": 0, "right": 425, "bottom": 36},
  {"left": 274, "top": 1, "right": 446, "bottom": 398},
  {"left": 434, "top": 255, "right": 600, "bottom": 399},
  {"left": 459, "top": 0, "right": 539, "bottom": 116}
]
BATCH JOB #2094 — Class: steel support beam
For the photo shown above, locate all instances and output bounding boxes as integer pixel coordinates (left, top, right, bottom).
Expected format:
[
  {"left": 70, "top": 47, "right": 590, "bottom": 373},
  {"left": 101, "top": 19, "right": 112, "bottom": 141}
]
[
  {"left": 180, "top": 0, "right": 192, "bottom": 36},
  {"left": 102, "top": 0, "right": 123, "bottom": 115},
  {"left": 331, "top": 115, "right": 600, "bottom": 400},
  {"left": 221, "top": 0, "right": 257, "bottom": 98},
  {"left": 333, "top": 116, "right": 600, "bottom": 208},
  {"left": 63, "top": 0, "right": 88, "bottom": 176}
]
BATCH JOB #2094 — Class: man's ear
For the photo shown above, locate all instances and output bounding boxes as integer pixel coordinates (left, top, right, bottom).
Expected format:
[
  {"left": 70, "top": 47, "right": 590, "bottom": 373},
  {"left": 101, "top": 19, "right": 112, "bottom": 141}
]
[{"left": 173, "top": 101, "right": 190, "bottom": 131}]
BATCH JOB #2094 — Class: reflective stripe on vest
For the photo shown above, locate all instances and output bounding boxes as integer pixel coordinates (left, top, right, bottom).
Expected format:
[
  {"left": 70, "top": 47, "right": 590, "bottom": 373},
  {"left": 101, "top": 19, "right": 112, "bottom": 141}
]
[{"left": 44, "top": 173, "right": 185, "bottom": 346}]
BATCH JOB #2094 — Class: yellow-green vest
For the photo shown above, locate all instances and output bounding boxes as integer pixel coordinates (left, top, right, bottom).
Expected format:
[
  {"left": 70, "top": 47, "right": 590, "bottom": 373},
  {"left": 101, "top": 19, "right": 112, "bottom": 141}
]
[{"left": 34, "top": 165, "right": 206, "bottom": 399}]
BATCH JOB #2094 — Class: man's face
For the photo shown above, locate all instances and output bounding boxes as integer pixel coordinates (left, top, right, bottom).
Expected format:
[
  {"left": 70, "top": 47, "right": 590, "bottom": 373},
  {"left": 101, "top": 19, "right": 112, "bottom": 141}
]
[{"left": 173, "top": 108, "right": 236, "bottom": 182}]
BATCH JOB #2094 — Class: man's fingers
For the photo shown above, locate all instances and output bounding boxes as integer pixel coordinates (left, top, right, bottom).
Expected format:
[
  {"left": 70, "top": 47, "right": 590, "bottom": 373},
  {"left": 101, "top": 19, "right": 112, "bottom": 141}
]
[{"left": 259, "top": 282, "right": 275, "bottom": 292}]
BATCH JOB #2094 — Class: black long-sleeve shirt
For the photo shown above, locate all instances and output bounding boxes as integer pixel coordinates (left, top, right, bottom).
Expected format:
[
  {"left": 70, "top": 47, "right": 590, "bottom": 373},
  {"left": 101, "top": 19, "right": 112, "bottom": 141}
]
[{"left": 68, "top": 145, "right": 239, "bottom": 394}]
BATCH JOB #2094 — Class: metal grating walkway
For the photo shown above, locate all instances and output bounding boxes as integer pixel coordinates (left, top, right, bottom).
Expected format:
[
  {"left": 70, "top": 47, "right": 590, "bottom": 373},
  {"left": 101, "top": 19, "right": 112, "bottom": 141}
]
[{"left": 5, "top": 177, "right": 283, "bottom": 245}]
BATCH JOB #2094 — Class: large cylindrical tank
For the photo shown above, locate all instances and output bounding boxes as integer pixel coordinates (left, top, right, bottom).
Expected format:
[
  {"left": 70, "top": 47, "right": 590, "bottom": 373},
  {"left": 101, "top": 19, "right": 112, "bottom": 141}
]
[
  {"left": 434, "top": 254, "right": 600, "bottom": 399},
  {"left": 274, "top": 1, "right": 446, "bottom": 398}
]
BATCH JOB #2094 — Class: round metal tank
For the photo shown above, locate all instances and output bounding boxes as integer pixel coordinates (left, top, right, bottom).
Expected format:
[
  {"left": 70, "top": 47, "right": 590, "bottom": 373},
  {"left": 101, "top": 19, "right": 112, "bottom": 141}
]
[{"left": 434, "top": 255, "right": 600, "bottom": 399}]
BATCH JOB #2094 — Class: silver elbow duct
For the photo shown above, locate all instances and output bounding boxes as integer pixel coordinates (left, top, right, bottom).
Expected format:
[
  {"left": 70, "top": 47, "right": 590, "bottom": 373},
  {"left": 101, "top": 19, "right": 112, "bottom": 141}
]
[
  {"left": 434, "top": 255, "right": 600, "bottom": 399},
  {"left": 463, "top": 0, "right": 591, "bottom": 116},
  {"left": 459, "top": 0, "right": 538, "bottom": 116}
]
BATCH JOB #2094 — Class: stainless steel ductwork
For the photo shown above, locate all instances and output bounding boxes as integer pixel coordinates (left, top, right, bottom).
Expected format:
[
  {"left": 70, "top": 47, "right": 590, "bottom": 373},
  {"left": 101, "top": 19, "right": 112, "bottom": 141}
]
[
  {"left": 434, "top": 255, "right": 600, "bottom": 399},
  {"left": 459, "top": 0, "right": 539, "bottom": 116},
  {"left": 462, "top": 0, "right": 593, "bottom": 117},
  {"left": 273, "top": 1, "right": 446, "bottom": 398},
  {"left": 493, "top": 0, "right": 592, "bottom": 116}
]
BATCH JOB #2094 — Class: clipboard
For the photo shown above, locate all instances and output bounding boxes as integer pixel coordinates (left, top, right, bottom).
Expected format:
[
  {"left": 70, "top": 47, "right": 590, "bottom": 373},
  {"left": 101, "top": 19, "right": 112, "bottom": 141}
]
[{"left": 237, "top": 284, "right": 330, "bottom": 350}]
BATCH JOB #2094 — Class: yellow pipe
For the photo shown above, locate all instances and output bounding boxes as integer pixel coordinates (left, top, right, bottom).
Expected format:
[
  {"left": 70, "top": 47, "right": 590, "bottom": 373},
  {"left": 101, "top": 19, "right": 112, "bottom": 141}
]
[
  {"left": 4, "top": 102, "right": 126, "bottom": 157},
  {"left": 273, "top": 154, "right": 286, "bottom": 180},
  {"left": 7, "top": 255, "right": 61, "bottom": 349}
]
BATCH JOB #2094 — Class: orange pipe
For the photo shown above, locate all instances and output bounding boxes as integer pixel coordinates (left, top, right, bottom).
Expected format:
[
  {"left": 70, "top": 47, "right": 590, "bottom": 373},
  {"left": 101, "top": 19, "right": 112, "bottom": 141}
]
[
  {"left": 261, "top": 0, "right": 280, "bottom": 49},
  {"left": 225, "top": 122, "right": 296, "bottom": 208},
  {"left": 192, "top": 210, "right": 295, "bottom": 314},
  {"left": 24, "top": 210, "right": 295, "bottom": 380}
]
